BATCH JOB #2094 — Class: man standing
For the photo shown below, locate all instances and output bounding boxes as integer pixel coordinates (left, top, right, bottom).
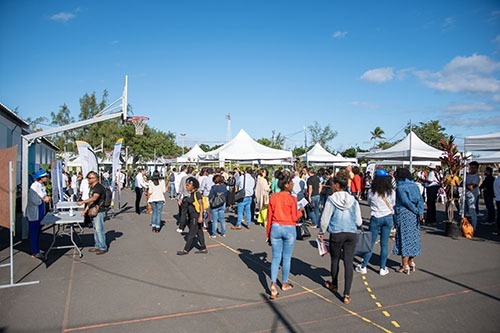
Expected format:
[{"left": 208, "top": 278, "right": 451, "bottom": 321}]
[
  {"left": 480, "top": 166, "right": 496, "bottom": 225},
  {"left": 307, "top": 167, "right": 322, "bottom": 228},
  {"left": 27, "top": 169, "right": 51, "bottom": 260},
  {"left": 134, "top": 168, "right": 148, "bottom": 214},
  {"left": 462, "top": 161, "right": 480, "bottom": 231},
  {"left": 233, "top": 167, "right": 256, "bottom": 229},
  {"left": 176, "top": 166, "right": 194, "bottom": 233},
  {"left": 425, "top": 163, "right": 442, "bottom": 224},
  {"left": 77, "top": 171, "right": 108, "bottom": 255},
  {"left": 493, "top": 168, "right": 500, "bottom": 235}
]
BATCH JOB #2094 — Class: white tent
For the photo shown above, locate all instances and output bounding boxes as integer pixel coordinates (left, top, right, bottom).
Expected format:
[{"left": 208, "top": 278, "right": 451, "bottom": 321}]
[
  {"left": 300, "top": 143, "right": 357, "bottom": 166},
  {"left": 177, "top": 144, "right": 205, "bottom": 163},
  {"left": 464, "top": 132, "right": 500, "bottom": 152},
  {"left": 362, "top": 131, "right": 444, "bottom": 161},
  {"left": 476, "top": 151, "right": 500, "bottom": 163},
  {"left": 200, "top": 129, "right": 293, "bottom": 163}
]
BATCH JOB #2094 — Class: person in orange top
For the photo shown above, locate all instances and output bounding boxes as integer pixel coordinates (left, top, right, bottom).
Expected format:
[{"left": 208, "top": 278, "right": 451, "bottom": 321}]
[
  {"left": 350, "top": 166, "right": 362, "bottom": 200},
  {"left": 266, "top": 171, "right": 301, "bottom": 300}
]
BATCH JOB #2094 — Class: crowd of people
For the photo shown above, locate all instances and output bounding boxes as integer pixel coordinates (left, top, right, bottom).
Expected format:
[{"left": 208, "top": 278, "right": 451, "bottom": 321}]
[{"left": 27, "top": 161, "right": 500, "bottom": 304}]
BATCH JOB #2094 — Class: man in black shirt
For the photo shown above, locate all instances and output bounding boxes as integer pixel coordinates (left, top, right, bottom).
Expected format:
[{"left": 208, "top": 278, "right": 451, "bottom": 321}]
[
  {"left": 78, "top": 171, "right": 108, "bottom": 254},
  {"left": 307, "top": 168, "right": 322, "bottom": 228}
]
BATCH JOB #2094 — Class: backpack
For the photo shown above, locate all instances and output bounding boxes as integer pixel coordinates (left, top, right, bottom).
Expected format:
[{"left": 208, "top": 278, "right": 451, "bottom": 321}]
[
  {"left": 169, "top": 172, "right": 175, "bottom": 182},
  {"left": 102, "top": 187, "right": 113, "bottom": 208},
  {"left": 210, "top": 192, "right": 226, "bottom": 208}
]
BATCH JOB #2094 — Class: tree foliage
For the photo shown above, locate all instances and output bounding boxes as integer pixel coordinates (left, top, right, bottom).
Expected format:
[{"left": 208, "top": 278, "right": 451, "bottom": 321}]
[
  {"left": 370, "top": 126, "right": 385, "bottom": 148},
  {"left": 308, "top": 121, "right": 338, "bottom": 150},
  {"left": 405, "top": 120, "right": 447, "bottom": 149}
]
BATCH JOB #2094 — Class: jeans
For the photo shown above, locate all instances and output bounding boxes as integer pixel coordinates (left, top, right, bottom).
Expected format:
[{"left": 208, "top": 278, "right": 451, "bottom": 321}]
[
  {"left": 362, "top": 214, "right": 393, "bottom": 270},
  {"left": 169, "top": 183, "right": 176, "bottom": 198},
  {"left": 237, "top": 197, "right": 252, "bottom": 227},
  {"left": 270, "top": 224, "right": 296, "bottom": 283},
  {"left": 92, "top": 212, "right": 107, "bottom": 251},
  {"left": 151, "top": 201, "right": 164, "bottom": 229},
  {"left": 211, "top": 204, "right": 226, "bottom": 236},
  {"left": 28, "top": 219, "right": 42, "bottom": 255},
  {"left": 309, "top": 195, "right": 321, "bottom": 227},
  {"left": 461, "top": 191, "right": 478, "bottom": 230},
  {"left": 329, "top": 232, "right": 356, "bottom": 296}
]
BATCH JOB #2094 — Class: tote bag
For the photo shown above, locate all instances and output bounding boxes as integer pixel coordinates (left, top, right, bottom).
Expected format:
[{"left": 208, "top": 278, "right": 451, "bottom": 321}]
[{"left": 355, "top": 229, "right": 373, "bottom": 256}]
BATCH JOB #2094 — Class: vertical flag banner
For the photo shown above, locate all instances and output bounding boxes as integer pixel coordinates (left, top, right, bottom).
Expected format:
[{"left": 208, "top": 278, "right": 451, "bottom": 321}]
[
  {"left": 76, "top": 141, "right": 98, "bottom": 177},
  {"left": 0, "top": 146, "right": 17, "bottom": 229},
  {"left": 111, "top": 138, "right": 123, "bottom": 206},
  {"left": 51, "top": 159, "right": 63, "bottom": 205}
]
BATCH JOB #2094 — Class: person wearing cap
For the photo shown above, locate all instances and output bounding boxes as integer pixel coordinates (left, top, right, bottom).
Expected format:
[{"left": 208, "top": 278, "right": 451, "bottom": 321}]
[
  {"left": 177, "top": 177, "right": 207, "bottom": 255},
  {"left": 425, "top": 163, "right": 442, "bottom": 224},
  {"left": 27, "top": 169, "right": 51, "bottom": 259},
  {"left": 356, "top": 169, "right": 395, "bottom": 276}
]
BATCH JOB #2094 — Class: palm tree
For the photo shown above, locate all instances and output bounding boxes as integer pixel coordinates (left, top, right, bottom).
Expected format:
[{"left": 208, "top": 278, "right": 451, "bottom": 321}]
[{"left": 370, "top": 126, "right": 385, "bottom": 148}]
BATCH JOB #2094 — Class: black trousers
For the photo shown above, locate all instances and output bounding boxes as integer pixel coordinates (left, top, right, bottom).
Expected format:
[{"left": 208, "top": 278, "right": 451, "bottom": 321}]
[
  {"left": 178, "top": 197, "right": 189, "bottom": 230},
  {"left": 484, "top": 194, "right": 495, "bottom": 223},
  {"left": 426, "top": 186, "right": 439, "bottom": 223},
  {"left": 184, "top": 218, "right": 206, "bottom": 252},
  {"left": 135, "top": 187, "right": 143, "bottom": 214},
  {"left": 329, "top": 232, "right": 356, "bottom": 296},
  {"left": 496, "top": 201, "right": 500, "bottom": 232}
]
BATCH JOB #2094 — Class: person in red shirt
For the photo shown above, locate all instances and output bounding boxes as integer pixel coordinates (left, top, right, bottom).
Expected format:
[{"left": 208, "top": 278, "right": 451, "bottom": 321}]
[
  {"left": 266, "top": 171, "right": 301, "bottom": 300},
  {"left": 351, "top": 166, "right": 362, "bottom": 200}
]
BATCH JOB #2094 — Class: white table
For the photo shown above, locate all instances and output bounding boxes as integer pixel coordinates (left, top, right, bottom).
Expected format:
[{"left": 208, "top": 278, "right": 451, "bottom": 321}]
[
  {"left": 41, "top": 212, "right": 85, "bottom": 258},
  {"left": 55, "top": 201, "right": 82, "bottom": 211}
]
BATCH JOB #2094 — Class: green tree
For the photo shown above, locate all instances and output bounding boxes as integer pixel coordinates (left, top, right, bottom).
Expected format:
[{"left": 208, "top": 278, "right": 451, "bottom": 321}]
[
  {"left": 258, "top": 131, "right": 285, "bottom": 149},
  {"left": 308, "top": 121, "right": 338, "bottom": 150},
  {"left": 405, "top": 120, "right": 448, "bottom": 149},
  {"left": 25, "top": 116, "right": 48, "bottom": 132},
  {"left": 49, "top": 103, "right": 75, "bottom": 152},
  {"left": 370, "top": 126, "right": 385, "bottom": 148}
]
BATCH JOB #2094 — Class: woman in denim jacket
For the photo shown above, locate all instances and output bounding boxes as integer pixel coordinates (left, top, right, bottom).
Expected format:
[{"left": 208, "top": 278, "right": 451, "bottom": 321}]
[
  {"left": 392, "top": 168, "right": 424, "bottom": 274},
  {"left": 319, "top": 170, "right": 362, "bottom": 304}
]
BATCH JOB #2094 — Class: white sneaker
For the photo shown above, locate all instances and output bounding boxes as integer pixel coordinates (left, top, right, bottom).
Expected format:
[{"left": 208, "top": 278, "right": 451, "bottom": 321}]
[
  {"left": 355, "top": 264, "right": 367, "bottom": 274},
  {"left": 379, "top": 268, "right": 389, "bottom": 276},
  {"left": 176, "top": 228, "right": 183, "bottom": 233}
]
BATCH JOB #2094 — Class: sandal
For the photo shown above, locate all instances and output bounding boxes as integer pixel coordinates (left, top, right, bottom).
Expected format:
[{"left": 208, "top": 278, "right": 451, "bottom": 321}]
[
  {"left": 269, "top": 283, "right": 279, "bottom": 300},
  {"left": 325, "top": 281, "right": 338, "bottom": 292},
  {"left": 281, "top": 283, "right": 294, "bottom": 291},
  {"left": 397, "top": 265, "right": 410, "bottom": 275},
  {"left": 343, "top": 295, "right": 351, "bottom": 304}
]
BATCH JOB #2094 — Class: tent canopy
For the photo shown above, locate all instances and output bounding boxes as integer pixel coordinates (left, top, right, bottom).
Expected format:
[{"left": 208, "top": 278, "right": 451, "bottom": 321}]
[
  {"left": 362, "top": 131, "right": 443, "bottom": 161},
  {"left": 177, "top": 144, "right": 205, "bottom": 163},
  {"left": 199, "top": 129, "right": 293, "bottom": 161},
  {"left": 464, "top": 132, "right": 500, "bottom": 152},
  {"left": 301, "top": 143, "right": 348, "bottom": 163},
  {"left": 476, "top": 151, "right": 500, "bottom": 163}
]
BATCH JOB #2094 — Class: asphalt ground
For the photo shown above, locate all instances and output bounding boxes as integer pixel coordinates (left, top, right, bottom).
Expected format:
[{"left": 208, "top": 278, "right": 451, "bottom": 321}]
[{"left": 1, "top": 189, "right": 499, "bottom": 333}]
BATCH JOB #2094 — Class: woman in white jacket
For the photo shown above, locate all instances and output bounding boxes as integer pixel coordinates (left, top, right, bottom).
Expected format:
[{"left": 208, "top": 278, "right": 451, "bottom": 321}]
[{"left": 148, "top": 170, "right": 166, "bottom": 233}]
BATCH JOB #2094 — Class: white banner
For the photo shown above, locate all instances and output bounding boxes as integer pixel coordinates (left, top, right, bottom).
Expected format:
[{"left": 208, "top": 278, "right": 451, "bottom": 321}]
[
  {"left": 76, "top": 141, "right": 98, "bottom": 177},
  {"left": 111, "top": 138, "right": 123, "bottom": 206}
]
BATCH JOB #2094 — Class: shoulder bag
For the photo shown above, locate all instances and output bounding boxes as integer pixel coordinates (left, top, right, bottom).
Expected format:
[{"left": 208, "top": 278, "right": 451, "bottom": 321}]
[{"left": 234, "top": 175, "right": 246, "bottom": 202}]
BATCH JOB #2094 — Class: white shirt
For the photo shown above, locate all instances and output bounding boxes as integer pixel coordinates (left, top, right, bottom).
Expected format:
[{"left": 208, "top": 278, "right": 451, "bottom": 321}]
[
  {"left": 148, "top": 180, "right": 166, "bottom": 202},
  {"left": 494, "top": 176, "right": 500, "bottom": 201},
  {"left": 135, "top": 173, "right": 148, "bottom": 189},
  {"left": 426, "top": 170, "right": 442, "bottom": 187},
  {"left": 368, "top": 190, "right": 396, "bottom": 218},
  {"left": 27, "top": 181, "right": 46, "bottom": 221},
  {"left": 238, "top": 173, "right": 256, "bottom": 197},
  {"left": 80, "top": 178, "right": 90, "bottom": 200}
]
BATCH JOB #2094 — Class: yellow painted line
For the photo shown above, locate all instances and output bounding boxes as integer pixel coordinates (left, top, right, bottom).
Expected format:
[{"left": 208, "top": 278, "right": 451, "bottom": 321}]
[
  {"left": 391, "top": 321, "right": 400, "bottom": 328},
  {"left": 364, "top": 281, "right": 369, "bottom": 286},
  {"left": 370, "top": 294, "right": 377, "bottom": 300},
  {"left": 382, "top": 311, "right": 390, "bottom": 317},
  {"left": 214, "top": 241, "right": 241, "bottom": 254},
  {"left": 366, "top": 287, "right": 372, "bottom": 292},
  {"left": 362, "top": 276, "right": 366, "bottom": 280},
  {"left": 375, "top": 302, "right": 382, "bottom": 308}
]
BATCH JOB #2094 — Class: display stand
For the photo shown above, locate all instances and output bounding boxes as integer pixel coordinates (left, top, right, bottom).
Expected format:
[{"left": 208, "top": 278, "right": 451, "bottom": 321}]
[{"left": 0, "top": 161, "right": 39, "bottom": 289}]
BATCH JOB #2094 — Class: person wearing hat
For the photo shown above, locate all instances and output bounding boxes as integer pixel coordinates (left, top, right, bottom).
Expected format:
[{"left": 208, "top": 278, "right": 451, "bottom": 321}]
[
  {"left": 425, "top": 163, "right": 442, "bottom": 224},
  {"left": 27, "top": 169, "right": 51, "bottom": 259}
]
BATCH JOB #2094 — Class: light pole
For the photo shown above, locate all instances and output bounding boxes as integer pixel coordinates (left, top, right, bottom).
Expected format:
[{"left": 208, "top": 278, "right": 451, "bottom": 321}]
[{"left": 180, "top": 133, "right": 186, "bottom": 155}]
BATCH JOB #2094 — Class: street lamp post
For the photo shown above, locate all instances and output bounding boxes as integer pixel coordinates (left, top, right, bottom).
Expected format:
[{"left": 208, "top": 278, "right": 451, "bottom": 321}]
[{"left": 180, "top": 133, "right": 186, "bottom": 155}]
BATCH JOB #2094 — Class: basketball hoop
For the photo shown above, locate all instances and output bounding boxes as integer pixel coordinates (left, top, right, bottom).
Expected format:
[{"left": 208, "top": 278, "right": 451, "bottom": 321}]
[{"left": 127, "top": 116, "right": 149, "bottom": 135}]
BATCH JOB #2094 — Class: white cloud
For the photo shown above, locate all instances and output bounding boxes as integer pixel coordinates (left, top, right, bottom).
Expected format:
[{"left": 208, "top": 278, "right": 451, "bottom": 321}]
[
  {"left": 443, "top": 102, "right": 494, "bottom": 115},
  {"left": 360, "top": 67, "right": 394, "bottom": 83},
  {"left": 50, "top": 12, "right": 76, "bottom": 23},
  {"left": 350, "top": 101, "right": 379, "bottom": 109},
  {"left": 332, "top": 31, "right": 348, "bottom": 39},
  {"left": 443, "top": 114, "right": 500, "bottom": 127},
  {"left": 415, "top": 54, "right": 500, "bottom": 94},
  {"left": 442, "top": 17, "right": 455, "bottom": 30}
]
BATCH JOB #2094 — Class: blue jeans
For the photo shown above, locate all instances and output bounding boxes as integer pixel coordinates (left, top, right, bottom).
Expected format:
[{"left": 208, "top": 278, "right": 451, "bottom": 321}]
[
  {"left": 211, "top": 204, "right": 226, "bottom": 236},
  {"left": 309, "top": 195, "right": 321, "bottom": 227},
  {"left": 92, "top": 212, "right": 107, "bottom": 251},
  {"left": 270, "top": 224, "right": 296, "bottom": 283},
  {"left": 237, "top": 197, "right": 252, "bottom": 227},
  {"left": 461, "top": 191, "right": 478, "bottom": 230},
  {"left": 151, "top": 201, "right": 164, "bottom": 229},
  {"left": 362, "top": 214, "right": 393, "bottom": 270},
  {"left": 28, "top": 219, "right": 42, "bottom": 255},
  {"left": 169, "top": 183, "right": 176, "bottom": 198}
]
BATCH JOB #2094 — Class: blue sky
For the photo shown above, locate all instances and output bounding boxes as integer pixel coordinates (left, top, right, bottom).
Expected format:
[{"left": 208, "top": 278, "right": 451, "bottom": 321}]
[{"left": 1, "top": 1, "right": 499, "bottom": 152}]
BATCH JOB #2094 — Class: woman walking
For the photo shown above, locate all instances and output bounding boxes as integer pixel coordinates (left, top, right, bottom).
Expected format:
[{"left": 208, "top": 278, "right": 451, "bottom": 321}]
[
  {"left": 177, "top": 177, "right": 207, "bottom": 255},
  {"left": 319, "top": 170, "right": 362, "bottom": 304},
  {"left": 148, "top": 170, "right": 166, "bottom": 233},
  {"left": 266, "top": 171, "right": 300, "bottom": 300},
  {"left": 392, "top": 168, "right": 424, "bottom": 274},
  {"left": 355, "top": 169, "right": 395, "bottom": 276}
]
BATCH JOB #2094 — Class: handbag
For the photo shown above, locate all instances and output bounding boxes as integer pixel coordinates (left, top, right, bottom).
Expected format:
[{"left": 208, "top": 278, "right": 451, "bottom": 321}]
[
  {"left": 209, "top": 192, "right": 225, "bottom": 208},
  {"left": 87, "top": 204, "right": 99, "bottom": 218},
  {"left": 296, "top": 218, "right": 311, "bottom": 240},
  {"left": 234, "top": 174, "right": 246, "bottom": 202},
  {"left": 257, "top": 206, "right": 268, "bottom": 224},
  {"left": 461, "top": 217, "right": 474, "bottom": 239},
  {"left": 316, "top": 238, "right": 329, "bottom": 256},
  {"left": 355, "top": 229, "right": 373, "bottom": 256}
]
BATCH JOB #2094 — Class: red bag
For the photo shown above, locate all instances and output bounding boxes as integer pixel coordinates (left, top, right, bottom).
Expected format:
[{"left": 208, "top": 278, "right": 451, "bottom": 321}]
[{"left": 461, "top": 217, "right": 474, "bottom": 239}]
